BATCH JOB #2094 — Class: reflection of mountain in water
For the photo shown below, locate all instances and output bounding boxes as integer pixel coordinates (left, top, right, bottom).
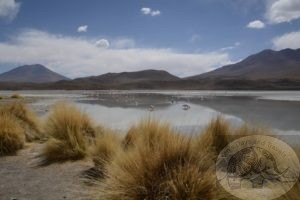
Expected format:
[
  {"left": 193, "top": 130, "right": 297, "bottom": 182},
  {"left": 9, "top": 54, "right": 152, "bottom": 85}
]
[
  {"left": 190, "top": 96, "right": 300, "bottom": 131},
  {"left": 78, "top": 93, "right": 175, "bottom": 109}
]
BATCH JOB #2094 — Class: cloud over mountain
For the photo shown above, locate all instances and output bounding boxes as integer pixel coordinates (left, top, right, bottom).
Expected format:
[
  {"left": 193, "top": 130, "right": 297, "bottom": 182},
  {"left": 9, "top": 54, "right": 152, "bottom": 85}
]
[
  {"left": 266, "top": 0, "right": 300, "bottom": 24},
  {"left": 273, "top": 31, "right": 300, "bottom": 50},
  {"left": 0, "top": 29, "right": 231, "bottom": 78}
]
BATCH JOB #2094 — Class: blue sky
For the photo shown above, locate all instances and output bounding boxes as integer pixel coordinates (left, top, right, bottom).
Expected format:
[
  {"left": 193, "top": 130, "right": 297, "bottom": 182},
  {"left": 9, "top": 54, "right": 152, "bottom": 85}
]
[{"left": 0, "top": 0, "right": 299, "bottom": 78}]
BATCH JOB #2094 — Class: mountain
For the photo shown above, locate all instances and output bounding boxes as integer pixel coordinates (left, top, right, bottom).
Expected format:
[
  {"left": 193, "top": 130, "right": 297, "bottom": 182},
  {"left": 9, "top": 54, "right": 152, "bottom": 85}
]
[
  {"left": 0, "top": 64, "right": 69, "bottom": 83},
  {"left": 73, "top": 69, "right": 180, "bottom": 85},
  {"left": 1, "top": 49, "right": 300, "bottom": 90},
  {"left": 188, "top": 48, "right": 300, "bottom": 80}
]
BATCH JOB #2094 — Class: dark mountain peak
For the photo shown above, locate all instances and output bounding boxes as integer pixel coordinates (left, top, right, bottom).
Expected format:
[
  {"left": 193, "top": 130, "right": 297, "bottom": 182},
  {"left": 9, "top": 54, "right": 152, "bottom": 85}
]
[
  {"left": 0, "top": 64, "right": 69, "bottom": 83},
  {"left": 11, "top": 64, "right": 51, "bottom": 73},
  {"left": 21, "top": 64, "right": 45, "bottom": 68},
  {"left": 187, "top": 48, "right": 300, "bottom": 80},
  {"left": 255, "top": 48, "right": 300, "bottom": 58},
  {"left": 259, "top": 49, "right": 275, "bottom": 54}
]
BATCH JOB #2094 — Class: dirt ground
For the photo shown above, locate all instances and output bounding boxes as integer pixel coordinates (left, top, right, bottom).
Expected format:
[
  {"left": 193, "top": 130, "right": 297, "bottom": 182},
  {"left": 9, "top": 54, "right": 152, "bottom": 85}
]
[{"left": 0, "top": 143, "right": 97, "bottom": 200}]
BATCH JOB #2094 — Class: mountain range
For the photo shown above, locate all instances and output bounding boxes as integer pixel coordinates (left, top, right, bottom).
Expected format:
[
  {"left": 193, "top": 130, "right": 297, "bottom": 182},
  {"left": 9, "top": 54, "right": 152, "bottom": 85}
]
[{"left": 0, "top": 48, "right": 299, "bottom": 90}]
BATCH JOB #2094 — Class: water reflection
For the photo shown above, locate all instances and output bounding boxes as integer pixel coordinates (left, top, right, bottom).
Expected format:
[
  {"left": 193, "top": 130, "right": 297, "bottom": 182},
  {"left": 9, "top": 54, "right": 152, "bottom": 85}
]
[
  {"left": 76, "top": 101, "right": 242, "bottom": 133},
  {"left": 2, "top": 90, "right": 299, "bottom": 137},
  {"left": 189, "top": 96, "right": 300, "bottom": 131}
]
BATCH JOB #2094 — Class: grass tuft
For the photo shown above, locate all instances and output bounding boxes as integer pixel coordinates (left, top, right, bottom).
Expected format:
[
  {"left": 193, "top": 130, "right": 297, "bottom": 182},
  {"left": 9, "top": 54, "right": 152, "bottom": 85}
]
[
  {"left": 194, "top": 117, "right": 231, "bottom": 160},
  {"left": 97, "top": 119, "right": 216, "bottom": 200},
  {"left": 38, "top": 102, "right": 95, "bottom": 165},
  {"left": 0, "top": 102, "right": 42, "bottom": 141},
  {"left": 87, "top": 129, "right": 122, "bottom": 180},
  {"left": 11, "top": 93, "right": 22, "bottom": 99},
  {"left": 0, "top": 114, "right": 25, "bottom": 156}
]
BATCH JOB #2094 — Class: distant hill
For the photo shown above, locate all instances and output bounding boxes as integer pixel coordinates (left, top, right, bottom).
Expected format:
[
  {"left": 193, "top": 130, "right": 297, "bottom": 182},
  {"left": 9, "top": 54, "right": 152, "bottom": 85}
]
[
  {"left": 187, "top": 48, "right": 300, "bottom": 80},
  {"left": 74, "top": 69, "right": 180, "bottom": 85},
  {"left": 0, "top": 49, "right": 300, "bottom": 90},
  {"left": 0, "top": 64, "right": 69, "bottom": 83}
]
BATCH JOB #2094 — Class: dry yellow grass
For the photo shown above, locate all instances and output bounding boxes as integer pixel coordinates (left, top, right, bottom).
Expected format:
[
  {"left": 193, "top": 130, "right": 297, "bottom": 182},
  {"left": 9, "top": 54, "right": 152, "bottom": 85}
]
[
  {"left": 39, "top": 102, "right": 96, "bottom": 165},
  {"left": 92, "top": 130, "right": 121, "bottom": 168},
  {"left": 85, "top": 129, "right": 123, "bottom": 180},
  {"left": 97, "top": 119, "right": 217, "bottom": 200},
  {"left": 193, "top": 117, "right": 231, "bottom": 161},
  {"left": 122, "top": 119, "right": 178, "bottom": 150},
  {"left": 11, "top": 93, "right": 22, "bottom": 99},
  {"left": 0, "top": 100, "right": 293, "bottom": 199},
  {"left": 0, "top": 114, "right": 25, "bottom": 156},
  {"left": 0, "top": 102, "right": 42, "bottom": 141},
  {"left": 89, "top": 117, "right": 300, "bottom": 199}
]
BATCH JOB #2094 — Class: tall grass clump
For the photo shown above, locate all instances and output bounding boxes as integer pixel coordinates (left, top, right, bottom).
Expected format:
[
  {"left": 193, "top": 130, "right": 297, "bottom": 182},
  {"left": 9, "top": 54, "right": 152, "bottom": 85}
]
[
  {"left": 0, "top": 114, "right": 25, "bottom": 156},
  {"left": 193, "top": 117, "right": 231, "bottom": 161},
  {"left": 97, "top": 119, "right": 217, "bottom": 200},
  {"left": 0, "top": 102, "right": 42, "bottom": 141},
  {"left": 87, "top": 130, "right": 122, "bottom": 179},
  {"left": 39, "top": 102, "right": 96, "bottom": 165},
  {"left": 11, "top": 93, "right": 22, "bottom": 99}
]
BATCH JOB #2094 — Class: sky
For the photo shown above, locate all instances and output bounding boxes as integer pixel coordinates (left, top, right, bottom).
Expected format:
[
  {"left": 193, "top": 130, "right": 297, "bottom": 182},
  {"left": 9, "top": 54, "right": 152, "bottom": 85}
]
[{"left": 0, "top": 0, "right": 299, "bottom": 78}]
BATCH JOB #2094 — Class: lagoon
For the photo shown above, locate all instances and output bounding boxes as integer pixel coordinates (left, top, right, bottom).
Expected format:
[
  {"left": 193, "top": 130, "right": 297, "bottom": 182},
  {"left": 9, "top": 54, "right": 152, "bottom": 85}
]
[{"left": 1, "top": 90, "right": 300, "bottom": 137}]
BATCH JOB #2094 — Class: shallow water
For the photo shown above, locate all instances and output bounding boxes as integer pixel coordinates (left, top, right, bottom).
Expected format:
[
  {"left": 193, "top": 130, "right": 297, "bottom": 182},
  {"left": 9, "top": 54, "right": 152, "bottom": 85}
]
[{"left": 1, "top": 90, "right": 300, "bottom": 139}]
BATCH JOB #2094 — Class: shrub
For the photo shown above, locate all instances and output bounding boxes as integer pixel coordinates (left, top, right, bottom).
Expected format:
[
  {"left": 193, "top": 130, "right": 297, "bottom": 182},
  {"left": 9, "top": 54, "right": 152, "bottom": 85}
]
[
  {"left": 0, "top": 114, "right": 25, "bottom": 156},
  {"left": 38, "top": 102, "right": 95, "bottom": 165},
  {"left": 0, "top": 102, "right": 42, "bottom": 141},
  {"left": 97, "top": 120, "right": 216, "bottom": 200}
]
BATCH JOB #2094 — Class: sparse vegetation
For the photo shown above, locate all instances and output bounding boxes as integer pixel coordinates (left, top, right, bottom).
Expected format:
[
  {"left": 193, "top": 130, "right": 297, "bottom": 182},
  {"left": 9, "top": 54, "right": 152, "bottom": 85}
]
[
  {"left": 0, "top": 102, "right": 42, "bottom": 141},
  {"left": 11, "top": 93, "right": 22, "bottom": 99},
  {"left": 88, "top": 130, "right": 122, "bottom": 180},
  {"left": 0, "top": 114, "right": 25, "bottom": 156},
  {"left": 0, "top": 100, "right": 298, "bottom": 199},
  {"left": 96, "top": 120, "right": 217, "bottom": 199},
  {"left": 87, "top": 117, "right": 300, "bottom": 199},
  {"left": 38, "top": 102, "right": 96, "bottom": 165},
  {"left": 193, "top": 117, "right": 231, "bottom": 160}
]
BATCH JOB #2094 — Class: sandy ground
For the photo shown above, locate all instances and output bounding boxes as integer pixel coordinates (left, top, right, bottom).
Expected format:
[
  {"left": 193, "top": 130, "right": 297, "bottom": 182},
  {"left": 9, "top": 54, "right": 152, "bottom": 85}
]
[{"left": 0, "top": 144, "right": 96, "bottom": 200}]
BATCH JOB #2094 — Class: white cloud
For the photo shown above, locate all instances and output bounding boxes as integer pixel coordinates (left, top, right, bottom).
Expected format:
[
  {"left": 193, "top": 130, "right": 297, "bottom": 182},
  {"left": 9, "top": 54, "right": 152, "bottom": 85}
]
[
  {"left": 220, "top": 42, "right": 240, "bottom": 51},
  {"left": 0, "top": 0, "right": 20, "bottom": 22},
  {"left": 246, "top": 20, "right": 265, "bottom": 29},
  {"left": 112, "top": 38, "right": 135, "bottom": 49},
  {"left": 95, "top": 39, "right": 110, "bottom": 48},
  {"left": 266, "top": 0, "right": 300, "bottom": 24},
  {"left": 77, "top": 25, "right": 88, "bottom": 33},
  {"left": 272, "top": 31, "right": 300, "bottom": 50},
  {"left": 141, "top": 7, "right": 151, "bottom": 15},
  {"left": 141, "top": 7, "right": 161, "bottom": 16},
  {"left": 150, "top": 10, "right": 161, "bottom": 16},
  {"left": 0, "top": 29, "right": 232, "bottom": 78}
]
